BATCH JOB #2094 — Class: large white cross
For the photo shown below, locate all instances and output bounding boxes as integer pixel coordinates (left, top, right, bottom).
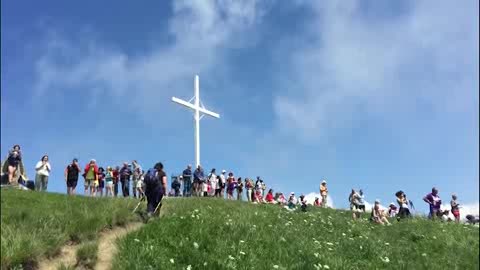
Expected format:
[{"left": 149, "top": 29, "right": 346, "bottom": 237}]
[{"left": 172, "top": 75, "right": 220, "bottom": 168}]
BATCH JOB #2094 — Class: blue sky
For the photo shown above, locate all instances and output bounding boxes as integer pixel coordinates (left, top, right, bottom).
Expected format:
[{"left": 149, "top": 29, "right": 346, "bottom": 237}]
[{"left": 1, "top": 0, "right": 478, "bottom": 214}]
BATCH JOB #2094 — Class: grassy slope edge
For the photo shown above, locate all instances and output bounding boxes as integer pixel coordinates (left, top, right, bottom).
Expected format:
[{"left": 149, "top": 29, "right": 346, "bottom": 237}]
[
  {"left": 0, "top": 189, "right": 139, "bottom": 269},
  {"left": 114, "top": 198, "right": 479, "bottom": 270}
]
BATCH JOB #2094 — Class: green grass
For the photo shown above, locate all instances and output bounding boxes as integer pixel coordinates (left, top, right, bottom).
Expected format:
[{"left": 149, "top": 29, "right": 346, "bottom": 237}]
[
  {"left": 114, "top": 198, "right": 479, "bottom": 270},
  {"left": 75, "top": 241, "right": 98, "bottom": 269},
  {"left": 0, "top": 189, "right": 139, "bottom": 269}
]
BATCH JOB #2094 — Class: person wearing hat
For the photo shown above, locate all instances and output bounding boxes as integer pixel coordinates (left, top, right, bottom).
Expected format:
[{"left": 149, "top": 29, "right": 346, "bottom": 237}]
[
  {"left": 320, "top": 180, "right": 328, "bottom": 208},
  {"left": 84, "top": 159, "right": 99, "bottom": 197},
  {"left": 371, "top": 199, "right": 390, "bottom": 225},
  {"left": 65, "top": 158, "right": 81, "bottom": 195}
]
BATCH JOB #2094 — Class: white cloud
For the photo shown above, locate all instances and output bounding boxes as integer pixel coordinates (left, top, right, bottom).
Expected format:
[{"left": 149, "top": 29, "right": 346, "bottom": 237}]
[{"left": 273, "top": 1, "right": 478, "bottom": 141}]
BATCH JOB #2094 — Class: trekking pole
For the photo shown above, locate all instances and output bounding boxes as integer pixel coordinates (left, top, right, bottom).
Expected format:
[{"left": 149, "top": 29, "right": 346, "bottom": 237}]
[
  {"left": 132, "top": 196, "right": 145, "bottom": 214},
  {"left": 153, "top": 195, "right": 165, "bottom": 216}
]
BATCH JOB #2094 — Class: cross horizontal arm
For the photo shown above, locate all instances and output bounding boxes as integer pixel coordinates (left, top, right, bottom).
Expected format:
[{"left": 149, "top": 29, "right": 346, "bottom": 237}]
[{"left": 172, "top": 97, "right": 220, "bottom": 118}]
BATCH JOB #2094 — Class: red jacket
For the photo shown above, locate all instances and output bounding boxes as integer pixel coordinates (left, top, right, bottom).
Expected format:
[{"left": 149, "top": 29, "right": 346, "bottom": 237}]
[
  {"left": 84, "top": 164, "right": 99, "bottom": 179},
  {"left": 265, "top": 193, "right": 274, "bottom": 202}
]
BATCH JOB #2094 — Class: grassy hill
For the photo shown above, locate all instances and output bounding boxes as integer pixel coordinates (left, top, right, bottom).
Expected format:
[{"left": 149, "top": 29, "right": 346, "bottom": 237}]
[
  {"left": 0, "top": 188, "right": 139, "bottom": 269},
  {"left": 114, "top": 198, "right": 479, "bottom": 270},
  {"left": 1, "top": 190, "right": 479, "bottom": 270}
]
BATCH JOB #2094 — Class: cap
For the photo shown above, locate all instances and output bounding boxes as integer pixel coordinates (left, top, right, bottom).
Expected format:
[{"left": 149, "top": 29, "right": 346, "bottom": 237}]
[
  {"left": 222, "top": 170, "right": 226, "bottom": 173},
  {"left": 321, "top": 180, "right": 327, "bottom": 184}
]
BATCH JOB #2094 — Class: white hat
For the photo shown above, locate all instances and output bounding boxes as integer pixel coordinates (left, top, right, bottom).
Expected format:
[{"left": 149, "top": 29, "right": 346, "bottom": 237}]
[
  {"left": 321, "top": 180, "right": 327, "bottom": 184},
  {"left": 290, "top": 192, "right": 295, "bottom": 195},
  {"left": 375, "top": 199, "right": 380, "bottom": 204},
  {"left": 389, "top": 202, "right": 395, "bottom": 206},
  {"left": 222, "top": 170, "right": 226, "bottom": 173}
]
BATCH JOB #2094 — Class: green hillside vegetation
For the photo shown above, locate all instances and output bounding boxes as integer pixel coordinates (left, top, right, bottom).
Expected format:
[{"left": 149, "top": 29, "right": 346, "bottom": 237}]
[
  {"left": 114, "top": 198, "right": 479, "bottom": 270},
  {"left": 0, "top": 189, "right": 138, "bottom": 269}
]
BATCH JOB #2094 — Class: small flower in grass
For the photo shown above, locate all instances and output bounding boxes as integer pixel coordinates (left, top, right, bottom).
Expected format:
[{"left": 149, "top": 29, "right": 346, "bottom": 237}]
[
  {"left": 170, "top": 258, "right": 175, "bottom": 264},
  {"left": 326, "top": 242, "right": 334, "bottom": 246},
  {"left": 360, "top": 245, "right": 363, "bottom": 250},
  {"left": 240, "top": 251, "right": 246, "bottom": 255},
  {"left": 194, "top": 209, "right": 199, "bottom": 213},
  {"left": 193, "top": 242, "right": 199, "bottom": 249},
  {"left": 273, "top": 265, "right": 279, "bottom": 269},
  {"left": 187, "top": 265, "right": 192, "bottom": 270},
  {"left": 313, "top": 264, "right": 322, "bottom": 270},
  {"left": 342, "top": 233, "right": 346, "bottom": 236},
  {"left": 349, "top": 238, "right": 354, "bottom": 241},
  {"left": 323, "top": 265, "right": 330, "bottom": 269},
  {"left": 134, "top": 238, "right": 140, "bottom": 242},
  {"left": 229, "top": 255, "right": 235, "bottom": 260},
  {"left": 314, "top": 252, "right": 319, "bottom": 258},
  {"left": 204, "top": 262, "right": 208, "bottom": 266},
  {"left": 422, "top": 253, "right": 427, "bottom": 257},
  {"left": 240, "top": 240, "right": 245, "bottom": 243},
  {"left": 280, "top": 237, "right": 287, "bottom": 242},
  {"left": 432, "top": 236, "right": 437, "bottom": 240},
  {"left": 304, "top": 219, "right": 308, "bottom": 223},
  {"left": 328, "top": 248, "right": 333, "bottom": 251},
  {"left": 385, "top": 242, "right": 390, "bottom": 246},
  {"left": 381, "top": 257, "right": 390, "bottom": 263}
]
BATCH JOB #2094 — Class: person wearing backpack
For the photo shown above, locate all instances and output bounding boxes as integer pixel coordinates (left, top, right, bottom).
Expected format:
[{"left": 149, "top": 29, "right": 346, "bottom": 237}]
[{"left": 144, "top": 162, "right": 167, "bottom": 217}]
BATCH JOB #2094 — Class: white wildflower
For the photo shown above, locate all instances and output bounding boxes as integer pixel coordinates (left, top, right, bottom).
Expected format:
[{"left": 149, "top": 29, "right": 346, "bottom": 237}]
[
  {"left": 204, "top": 262, "right": 208, "bottom": 266},
  {"left": 240, "top": 240, "right": 245, "bottom": 243},
  {"left": 342, "top": 233, "right": 346, "bottom": 236},
  {"left": 170, "top": 258, "right": 175, "bottom": 264},
  {"left": 193, "top": 242, "right": 199, "bottom": 249},
  {"left": 360, "top": 245, "right": 363, "bottom": 250},
  {"left": 385, "top": 242, "right": 390, "bottom": 246},
  {"left": 187, "top": 265, "right": 192, "bottom": 270},
  {"left": 326, "top": 242, "right": 334, "bottom": 246},
  {"left": 229, "top": 255, "right": 235, "bottom": 260},
  {"left": 194, "top": 209, "right": 199, "bottom": 212},
  {"left": 134, "top": 239, "right": 140, "bottom": 242},
  {"left": 240, "top": 251, "right": 246, "bottom": 255},
  {"left": 432, "top": 236, "right": 437, "bottom": 240},
  {"left": 324, "top": 265, "right": 330, "bottom": 269},
  {"left": 273, "top": 265, "right": 279, "bottom": 269},
  {"left": 328, "top": 248, "right": 333, "bottom": 251},
  {"left": 381, "top": 257, "right": 390, "bottom": 263},
  {"left": 314, "top": 252, "right": 319, "bottom": 258},
  {"left": 422, "top": 253, "right": 427, "bottom": 257}
]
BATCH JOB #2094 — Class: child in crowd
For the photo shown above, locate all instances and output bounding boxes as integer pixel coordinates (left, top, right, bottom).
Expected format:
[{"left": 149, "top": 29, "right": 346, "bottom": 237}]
[
  {"left": 136, "top": 171, "right": 145, "bottom": 199},
  {"left": 97, "top": 167, "right": 105, "bottom": 197},
  {"left": 450, "top": 194, "right": 460, "bottom": 223},
  {"left": 320, "top": 180, "right": 328, "bottom": 207},
  {"left": 314, "top": 197, "right": 321, "bottom": 207},
  {"left": 265, "top": 189, "right": 275, "bottom": 204},
  {"left": 105, "top": 166, "right": 114, "bottom": 197},
  {"left": 388, "top": 203, "right": 398, "bottom": 218}
]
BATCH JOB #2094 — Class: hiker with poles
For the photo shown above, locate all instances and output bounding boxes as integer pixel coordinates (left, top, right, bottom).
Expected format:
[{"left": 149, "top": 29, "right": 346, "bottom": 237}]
[{"left": 144, "top": 162, "right": 167, "bottom": 217}]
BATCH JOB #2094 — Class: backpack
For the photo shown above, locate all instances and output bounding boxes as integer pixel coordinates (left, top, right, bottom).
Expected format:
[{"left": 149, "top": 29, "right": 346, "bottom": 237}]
[{"left": 144, "top": 169, "right": 160, "bottom": 188}]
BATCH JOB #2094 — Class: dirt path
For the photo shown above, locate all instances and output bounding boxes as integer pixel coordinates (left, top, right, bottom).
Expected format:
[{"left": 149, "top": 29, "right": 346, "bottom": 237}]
[
  {"left": 37, "top": 222, "right": 144, "bottom": 270},
  {"left": 95, "top": 222, "right": 143, "bottom": 270}
]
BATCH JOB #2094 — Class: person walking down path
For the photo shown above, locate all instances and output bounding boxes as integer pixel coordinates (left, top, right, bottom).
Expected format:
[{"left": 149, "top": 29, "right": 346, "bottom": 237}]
[
  {"left": 320, "top": 180, "right": 328, "bottom": 208},
  {"left": 65, "top": 158, "right": 81, "bottom": 195},
  {"left": 450, "top": 194, "right": 461, "bottom": 223},
  {"left": 182, "top": 165, "right": 193, "bottom": 197},
  {"left": 119, "top": 162, "right": 132, "bottom": 197},
  {"left": 144, "top": 162, "right": 167, "bottom": 217},
  {"left": 84, "top": 159, "right": 99, "bottom": 197},
  {"left": 423, "top": 187, "right": 442, "bottom": 220},
  {"left": 35, "top": 155, "right": 51, "bottom": 191},
  {"left": 132, "top": 160, "right": 143, "bottom": 198}
]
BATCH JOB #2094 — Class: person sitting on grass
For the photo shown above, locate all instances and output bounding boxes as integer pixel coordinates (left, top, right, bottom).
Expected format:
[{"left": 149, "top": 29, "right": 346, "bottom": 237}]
[
  {"left": 314, "top": 197, "right": 321, "bottom": 207},
  {"left": 450, "top": 194, "right": 461, "bottom": 223},
  {"left": 395, "top": 191, "right": 411, "bottom": 220},
  {"left": 466, "top": 215, "right": 479, "bottom": 225},
  {"left": 277, "top": 192, "right": 286, "bottom": 205},
  {"left": 371, "top": 200, "right": 390, "bottom": 225},
  {"left": 301, "top": 199, "right": 308, "bottom": 212},
  {"left": 388, "top": 203, "right": 398, "bottom": 218},
  {"left": 287, "top": 192, "right": 297, "bottom": 210},
  {"left": 423, "top": 187, "right": 442, "bottom": 220},
  {"left": 265, "top": 189, "right": 275, "bottom": 204}
]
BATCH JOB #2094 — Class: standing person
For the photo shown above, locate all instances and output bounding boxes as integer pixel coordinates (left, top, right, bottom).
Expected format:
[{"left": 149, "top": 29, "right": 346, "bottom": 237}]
[
  {"left": 450, "top": 194, "right": 461, "bottom": 223},
  {"left": 119, "top": 162, "right": 132, "bottom": 197},
  {"left": 105, "top": 166, "right": 114, "bottom": 197},
  {"left": 423, "top": 187, "right": 442, "bottom": 220},
  {"left": 220, "top": 170, "right": 227, "bottom": 198},
  {"left": 112, "top": 166, "right": 120, "bottom": 197},
  {"left": 245, "top": 178, "right": 253, "bottom": 202},
  {"left": 97, "top": 167, "right": 106, "bottom": 197},
  {"left": 214, "top": 175, "right": 222, "bottom": 197},
  {"left": 254, "top": 179, "right": 264, "bottom": 203},
  {"left": 395, "top": 191, "right": 411, "bottom": 220},
  {"left": 261, "top": 179, "right": 266, "bottom": 197},
  {"left": 287, "top": 192, "right": 297, "bottom": 209},
  {"left": 193, "top": 165, "right": 205, "bottom": 197},
  {"left": 320, "top": 180, "right": 328, "bottom": 208},
  {"left": 358, "top": 189, "right": 366, "bottom": 212},
  {"left": 226, "top": 172, "right": 236, "bottom": 200},
  {"left": 349, "top": 189, "right": 362, "bottom": 220},
  {"left": 35, "top": 155, "right": 51, "bottom": 191},
  {"left": 84, "top": 159, "right": 99, "bottom": 197},
  {"left": 171, "top": 176, "right": 181, "bottom": 197},
  {"left": 236, "top": 177, "right": 244, "bottom": 201},
  {"left": 144, "top": 162, "right": 167, "bottom": 217},
  {"left": 208, "top": 169, "right": 217, "bottom": 197},
  {"left": 132, "top": 160, "right": 143, "bottom": 198},
  {"left": 182, "top": 165, "right": 193, "bottom": 197},
  {"left": 64, "top": 158, "right": 81, "bottom": 195}
]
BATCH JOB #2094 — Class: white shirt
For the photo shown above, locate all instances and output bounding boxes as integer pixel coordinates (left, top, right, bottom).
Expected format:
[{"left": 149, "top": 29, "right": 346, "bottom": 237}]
[
  {"left": 36, "top": 161, "right": 51, "bottom": 176},
  {"left": 220, "top": 174, "right": 226, "bottom": 184},
  {"left": 209, "top": 173, "right": 218, "bottom": 190}
]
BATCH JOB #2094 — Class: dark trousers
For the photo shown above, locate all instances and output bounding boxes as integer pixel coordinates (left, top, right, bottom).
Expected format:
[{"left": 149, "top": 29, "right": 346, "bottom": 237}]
[
  {"left": 183, "top": 179, "right": 192, "bottom": 197},
  {"left": 113, "top": 181, "right": 119, "bottom": 197},
  {"left": 146, "top": 187, "right": 164, "bottom": 214},
  {"left": 397, "top": 207, "right": 411, "bottom": 220},
  {"left": 121, "top": 179, "right": 130, "bottom": 197}
]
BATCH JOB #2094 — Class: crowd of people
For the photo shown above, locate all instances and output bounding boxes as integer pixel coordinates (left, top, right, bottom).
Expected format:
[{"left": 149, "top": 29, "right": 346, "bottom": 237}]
[{"left": 1, "top": 144, "right": 478, "bottom": 224}]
